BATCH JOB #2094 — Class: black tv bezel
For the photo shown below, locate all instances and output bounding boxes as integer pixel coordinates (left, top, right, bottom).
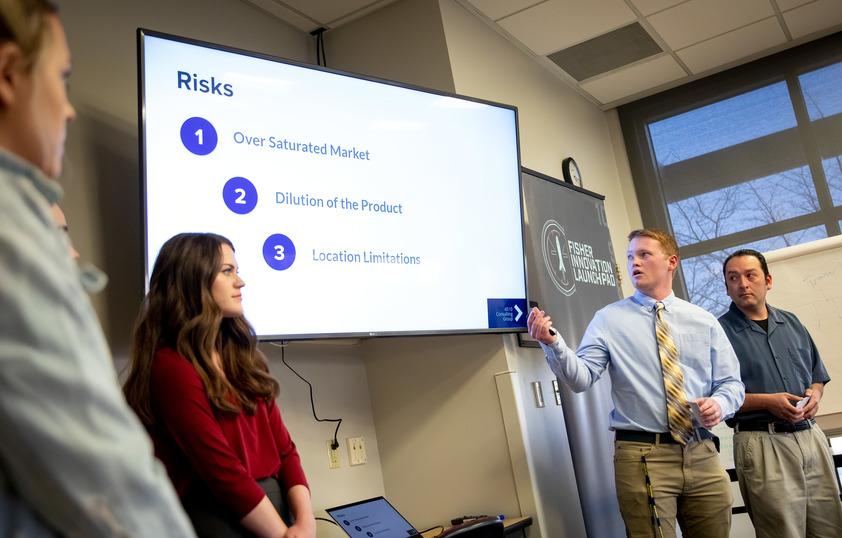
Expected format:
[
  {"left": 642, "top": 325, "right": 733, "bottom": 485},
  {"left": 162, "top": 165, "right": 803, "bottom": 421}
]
[{"left": 137, "top": 28, "right": 528, "bottom": 341}]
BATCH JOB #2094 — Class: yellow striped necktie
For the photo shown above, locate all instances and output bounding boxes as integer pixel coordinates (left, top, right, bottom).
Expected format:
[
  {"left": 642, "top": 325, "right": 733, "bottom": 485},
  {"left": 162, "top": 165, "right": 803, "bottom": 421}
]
[{"left": 655, "top": 301, "right": 693, "bottom": 444}]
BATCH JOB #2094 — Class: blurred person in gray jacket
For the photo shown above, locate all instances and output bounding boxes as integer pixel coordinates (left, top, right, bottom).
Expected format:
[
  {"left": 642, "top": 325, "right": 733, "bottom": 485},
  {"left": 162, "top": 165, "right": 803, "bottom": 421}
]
[{"left": 0, "top": 1, "right": 196, "bottom": 535}]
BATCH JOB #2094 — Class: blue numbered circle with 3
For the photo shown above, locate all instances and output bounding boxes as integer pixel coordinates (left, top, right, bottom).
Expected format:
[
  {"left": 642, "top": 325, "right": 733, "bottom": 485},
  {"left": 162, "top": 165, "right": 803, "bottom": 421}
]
[
  {"left": 223, "top": 177, "right": 258, "bottom": 215},
  {"left": 181, "top": 117, "right": 218, "bottom": 155},
  {"left": 263, "top": 234, "right": 296, "bottom": 271}
]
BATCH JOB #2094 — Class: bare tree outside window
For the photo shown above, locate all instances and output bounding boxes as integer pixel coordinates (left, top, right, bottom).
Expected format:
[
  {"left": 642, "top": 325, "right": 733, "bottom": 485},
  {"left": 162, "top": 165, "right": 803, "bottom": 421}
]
[
  {"left": 682, "top": 227, "right": 827, "bottom": 317},
  {"left": 824, "top": 157, "right": 842, "bottom": 206},
  {"left": 640, "top": 60, "right": 842, "bottom": 316},
  {"left": 667, "top": 168, "right": 820, "bottom": 249}
]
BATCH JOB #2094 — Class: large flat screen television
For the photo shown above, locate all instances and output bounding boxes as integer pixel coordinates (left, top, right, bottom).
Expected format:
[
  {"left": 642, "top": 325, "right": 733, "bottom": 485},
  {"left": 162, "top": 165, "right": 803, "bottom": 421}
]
[{"left": 138, "top": 29, "right": 527, "bottom": 340}]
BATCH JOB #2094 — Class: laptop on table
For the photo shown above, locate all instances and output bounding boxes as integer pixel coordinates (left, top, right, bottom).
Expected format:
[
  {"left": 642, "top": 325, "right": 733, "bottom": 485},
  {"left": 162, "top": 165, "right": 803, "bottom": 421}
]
[{"left": 326, "top": 496, "right": 421, "bottom": 537}]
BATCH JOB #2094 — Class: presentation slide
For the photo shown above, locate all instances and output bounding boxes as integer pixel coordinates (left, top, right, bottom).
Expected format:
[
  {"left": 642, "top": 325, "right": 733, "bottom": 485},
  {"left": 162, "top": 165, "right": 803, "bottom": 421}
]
[{"left": 140, "top": 32, "right": 527, "bottom": 339}]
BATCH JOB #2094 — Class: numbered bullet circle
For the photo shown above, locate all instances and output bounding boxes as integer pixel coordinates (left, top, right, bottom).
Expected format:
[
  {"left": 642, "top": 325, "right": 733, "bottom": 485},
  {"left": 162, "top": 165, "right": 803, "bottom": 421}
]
[
  {"left": 181, "top": 117, "right": 218, "bottom": 155},
  {"left": 263, "top": 234, "right": 296, "bottom": 271},
  {"left": 223, "top": 176, "right": 258, "bottom": 215}
]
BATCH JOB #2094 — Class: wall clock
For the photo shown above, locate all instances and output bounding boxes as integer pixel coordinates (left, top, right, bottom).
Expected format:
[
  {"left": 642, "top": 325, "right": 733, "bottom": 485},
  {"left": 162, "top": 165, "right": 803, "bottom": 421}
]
[{"left": 562, "top": 157, "right": 582, "bottom": 188}]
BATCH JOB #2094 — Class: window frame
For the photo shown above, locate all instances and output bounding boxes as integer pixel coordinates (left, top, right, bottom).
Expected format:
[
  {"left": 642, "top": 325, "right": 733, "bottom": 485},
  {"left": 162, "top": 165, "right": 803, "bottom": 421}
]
[{"left": 619, "top": 31, "right": 842, "bottom": 303}]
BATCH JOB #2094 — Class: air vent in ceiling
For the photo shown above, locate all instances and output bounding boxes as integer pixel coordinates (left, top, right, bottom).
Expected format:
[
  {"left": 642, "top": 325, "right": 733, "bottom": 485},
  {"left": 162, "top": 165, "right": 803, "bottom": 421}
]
[{"left": 547, "top": 22, "right": 662, "bottom": 82}]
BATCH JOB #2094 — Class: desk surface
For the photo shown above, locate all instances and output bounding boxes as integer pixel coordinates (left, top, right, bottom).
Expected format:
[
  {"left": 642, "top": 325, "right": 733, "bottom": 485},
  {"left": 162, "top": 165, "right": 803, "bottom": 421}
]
[{"left": 420, "top": 516, "right": 532, "bottom": 538}]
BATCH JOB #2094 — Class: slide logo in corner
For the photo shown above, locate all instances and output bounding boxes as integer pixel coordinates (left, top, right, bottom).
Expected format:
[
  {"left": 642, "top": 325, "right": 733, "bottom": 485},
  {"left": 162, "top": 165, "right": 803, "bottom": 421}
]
[{"left": 541, "top": 220, "right": 576, "bottom": 297}]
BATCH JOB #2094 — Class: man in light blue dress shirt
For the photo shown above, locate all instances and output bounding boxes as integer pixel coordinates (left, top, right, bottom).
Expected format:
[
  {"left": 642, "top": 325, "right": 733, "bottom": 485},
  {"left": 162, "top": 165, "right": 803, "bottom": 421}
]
[{"left": 528, "top": 228, "right": 744, "bottom": 538}]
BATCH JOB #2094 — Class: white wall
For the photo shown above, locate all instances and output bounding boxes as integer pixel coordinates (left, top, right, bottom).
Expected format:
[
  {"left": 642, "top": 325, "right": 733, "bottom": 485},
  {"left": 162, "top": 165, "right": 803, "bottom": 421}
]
[
  {"left": 439, "top": 0, "right": 640, "bottom": 290},
  {"left": 440, "top": 3, "right": 640, "bottom": 534},
  {"left": 324, "top": 0, "right": 455, "bottom": 93},
  {"left": 362, "top": 335, "right": 521, "bottom": 530}
]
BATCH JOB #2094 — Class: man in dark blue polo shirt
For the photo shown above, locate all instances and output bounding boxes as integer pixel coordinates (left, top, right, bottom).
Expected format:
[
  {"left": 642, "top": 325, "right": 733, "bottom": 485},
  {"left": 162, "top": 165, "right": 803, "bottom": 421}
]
[{"left": 718, "top": 248, "right": 842, "bottom": 538}]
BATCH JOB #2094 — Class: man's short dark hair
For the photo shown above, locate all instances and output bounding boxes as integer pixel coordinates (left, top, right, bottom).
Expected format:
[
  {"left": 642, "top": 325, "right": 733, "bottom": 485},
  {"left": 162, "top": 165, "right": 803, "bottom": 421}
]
[{"left": 723, "top": 249, "right": 769, "bottom": 279}]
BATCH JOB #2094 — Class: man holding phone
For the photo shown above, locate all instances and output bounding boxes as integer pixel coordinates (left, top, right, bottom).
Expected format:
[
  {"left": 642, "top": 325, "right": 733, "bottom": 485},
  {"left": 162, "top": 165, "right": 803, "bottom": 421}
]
[{"left": 718, "top": 249, "right": 842, "bottom": 537}]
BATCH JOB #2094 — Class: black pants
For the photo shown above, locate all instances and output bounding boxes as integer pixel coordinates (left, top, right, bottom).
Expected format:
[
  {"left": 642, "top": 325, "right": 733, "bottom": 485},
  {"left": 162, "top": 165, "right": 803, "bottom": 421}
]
[{"left": 182, "top": 477, "right": 292, "bottom": 537}]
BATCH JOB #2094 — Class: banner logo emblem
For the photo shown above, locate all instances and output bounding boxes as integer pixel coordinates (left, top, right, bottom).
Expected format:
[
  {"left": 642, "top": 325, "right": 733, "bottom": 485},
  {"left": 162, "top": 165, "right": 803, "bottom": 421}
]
[{"left": 542, "top": 220, "right": 576, "bottom": 296}]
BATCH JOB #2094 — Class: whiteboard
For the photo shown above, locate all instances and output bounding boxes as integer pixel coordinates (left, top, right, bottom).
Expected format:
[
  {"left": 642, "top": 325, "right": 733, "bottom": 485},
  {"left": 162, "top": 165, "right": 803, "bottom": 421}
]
[{"left": 764, "top": 235, "right": 842, "bottom": 416}]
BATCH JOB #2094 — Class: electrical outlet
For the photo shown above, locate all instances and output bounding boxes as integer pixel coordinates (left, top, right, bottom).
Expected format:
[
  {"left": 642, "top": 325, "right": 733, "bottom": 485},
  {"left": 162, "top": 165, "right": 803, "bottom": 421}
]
[
  {"left": 347, "top": 436, "right": 367, "bottom": 466},
  {"left": 326, "top": 439, "right": 340, "bottom": 469}
]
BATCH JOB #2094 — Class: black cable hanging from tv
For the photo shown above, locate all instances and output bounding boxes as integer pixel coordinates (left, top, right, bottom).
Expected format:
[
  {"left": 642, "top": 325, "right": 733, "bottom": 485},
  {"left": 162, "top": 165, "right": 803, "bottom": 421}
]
[
  {"left": 310, "top": 27, "right": 327, "bottom": 67},
  {"left": 278, "top": 342, "right": 342, "bottom": 449}
]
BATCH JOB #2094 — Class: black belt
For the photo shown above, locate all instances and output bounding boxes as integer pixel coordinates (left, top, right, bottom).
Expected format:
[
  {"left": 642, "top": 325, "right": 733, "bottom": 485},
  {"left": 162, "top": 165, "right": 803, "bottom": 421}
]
[
  {"left": 615, "top": 429, "right": 715, "bottom": 444},
  {"left": 735, "top": 418, "right": 814, "bottom": 433}
]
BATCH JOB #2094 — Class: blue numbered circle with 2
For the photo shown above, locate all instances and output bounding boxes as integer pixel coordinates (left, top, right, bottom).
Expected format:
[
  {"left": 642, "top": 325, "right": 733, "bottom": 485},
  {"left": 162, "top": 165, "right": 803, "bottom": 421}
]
[
  {"left": 223, "top": 177, "right": 258, "bottom": 215},
  {"left": 263, "top": 234, "right": 296, "bottom": 271},
  {"left": 181, "top": 117, "right": 218, "bottom": 155}
]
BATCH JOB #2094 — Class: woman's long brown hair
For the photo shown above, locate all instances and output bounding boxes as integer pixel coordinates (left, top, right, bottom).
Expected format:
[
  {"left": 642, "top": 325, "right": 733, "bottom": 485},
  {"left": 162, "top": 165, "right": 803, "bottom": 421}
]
[{"left": 123, "top": 233, "right": 279, "bottom": 426}]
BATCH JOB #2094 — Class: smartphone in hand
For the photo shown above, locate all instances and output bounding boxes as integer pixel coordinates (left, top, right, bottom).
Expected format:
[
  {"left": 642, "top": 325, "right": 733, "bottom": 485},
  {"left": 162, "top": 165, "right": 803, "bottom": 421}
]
[{"left": 689, "top": 401, "right": 704, "bottom": 428}]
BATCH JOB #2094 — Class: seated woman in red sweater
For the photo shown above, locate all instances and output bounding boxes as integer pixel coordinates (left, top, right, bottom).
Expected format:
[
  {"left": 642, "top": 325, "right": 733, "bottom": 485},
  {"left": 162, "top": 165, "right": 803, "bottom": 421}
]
[{"left": 123, "top": 232, "right": 315, "bottom": 538}]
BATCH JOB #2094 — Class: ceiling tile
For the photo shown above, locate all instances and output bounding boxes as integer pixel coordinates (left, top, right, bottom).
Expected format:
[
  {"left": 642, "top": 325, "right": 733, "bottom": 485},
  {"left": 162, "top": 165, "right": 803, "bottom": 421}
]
[
  {"left": 579, "top": 54, "right": 686, "bottom": 105},
  {"left": 629, "top": 0, "right": 685, "bottom": 17},
  {"left": 647, "top": 0, "right": 774, "bottom": 50},
  {"left": 244, "top": 0, "right": 842, "bottom": 110},
  {"left": 277, "top": 0, "right": 362, "bottom": 22},
  {"left": 243, "top": 0, "right": 316, "bottom": 31},
  {"left": 783, "top": 0, "right": 842, "bottom": 39},
  {"left": 465, "top": 0, "right": 545, "bottom": 21},
  {"left": 277, "top": 0, "right": 396, "bottom": 26},
  {"left": 777, "top": 0, "right": 815, "bottom": 11},
  {"left": 677, "top": 17, "right": 786, "bottom": 74},
  {"left": 497, "top": 0, "right": 636, "bottom": 55}
]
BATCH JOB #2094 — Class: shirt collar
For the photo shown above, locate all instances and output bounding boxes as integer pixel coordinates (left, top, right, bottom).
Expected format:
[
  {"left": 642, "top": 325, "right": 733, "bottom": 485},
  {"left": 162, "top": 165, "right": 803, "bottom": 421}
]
[
  {"left": 765, "top": 303, "right": 785, "bottom": 324},
  {"left": 0, "top": 147, "right": 63, "bottom": 205},
  {"left": 632, "top": 289, "right": 676, "bottom": 311},
  {"left": 727, "top": 301, "right": 784, "bottom": 332}
]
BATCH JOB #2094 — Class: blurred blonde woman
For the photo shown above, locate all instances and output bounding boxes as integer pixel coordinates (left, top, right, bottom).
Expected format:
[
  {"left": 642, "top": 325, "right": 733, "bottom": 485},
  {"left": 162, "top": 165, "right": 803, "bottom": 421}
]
[{"left": 0, "top": 1, "right": 194, "bottom": 535}]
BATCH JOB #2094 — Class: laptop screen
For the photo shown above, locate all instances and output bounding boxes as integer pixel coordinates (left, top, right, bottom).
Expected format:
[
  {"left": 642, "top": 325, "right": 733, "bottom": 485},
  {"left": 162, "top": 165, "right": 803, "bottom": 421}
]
[{"left": 326, "top": 496, "right": 420, "bottom": 537}]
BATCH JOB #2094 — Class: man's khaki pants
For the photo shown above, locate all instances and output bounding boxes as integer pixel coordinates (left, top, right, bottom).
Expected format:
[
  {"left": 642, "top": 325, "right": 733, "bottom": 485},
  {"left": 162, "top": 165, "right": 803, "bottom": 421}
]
[
  {"left": 734, "top": 425, "right": 842, "bottom": 538},
  {"left": 614, "top": 437, "right": 732, "bottom": 538}
]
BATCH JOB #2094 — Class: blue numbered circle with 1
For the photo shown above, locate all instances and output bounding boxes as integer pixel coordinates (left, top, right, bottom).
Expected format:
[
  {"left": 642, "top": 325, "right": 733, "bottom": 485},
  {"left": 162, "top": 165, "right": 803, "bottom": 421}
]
[
  {"left": 181, "top": 117, "right": 218, "bottom": 155},
  {"left": 223, "top": 177, "right": 258, "bottom": 215},
  {"left": 263, "top": 234, "right": 296, "bottom": 271}
]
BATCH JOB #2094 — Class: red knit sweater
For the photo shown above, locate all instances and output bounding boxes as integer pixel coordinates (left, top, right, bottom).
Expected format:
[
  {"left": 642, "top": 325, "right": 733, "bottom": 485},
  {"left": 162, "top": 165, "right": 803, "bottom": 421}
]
[{"left": 147, "top": 347, "right": 308, "bottom": 518}]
